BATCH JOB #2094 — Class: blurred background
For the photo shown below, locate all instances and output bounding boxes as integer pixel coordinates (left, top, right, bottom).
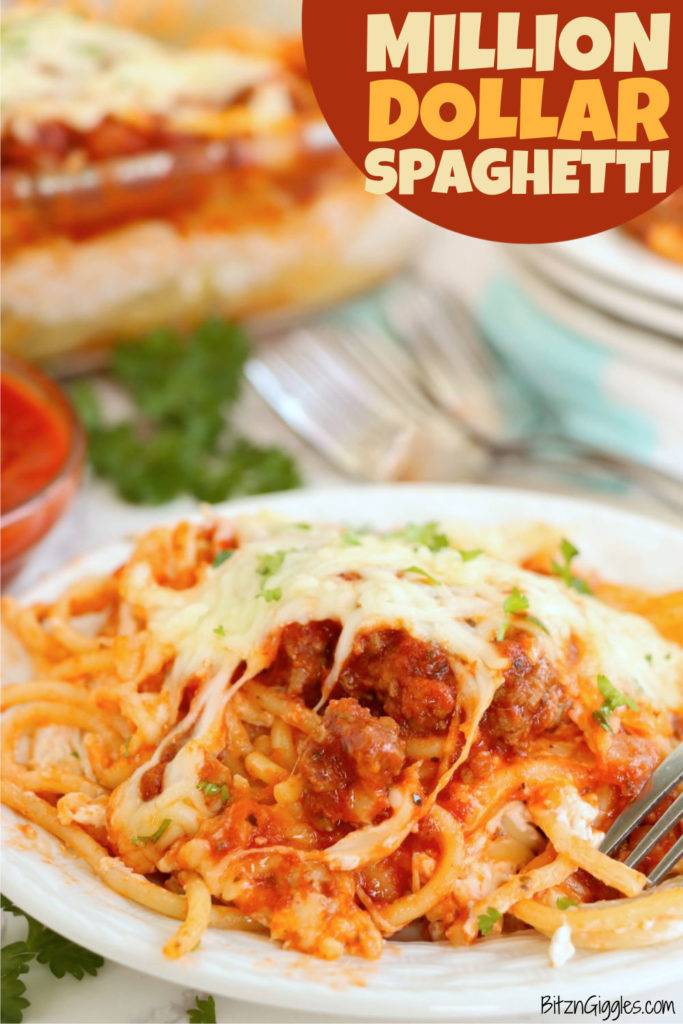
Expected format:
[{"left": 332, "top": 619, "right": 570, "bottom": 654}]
[{"left": 2, "top": 0, "right": 683, "bottom": 592}]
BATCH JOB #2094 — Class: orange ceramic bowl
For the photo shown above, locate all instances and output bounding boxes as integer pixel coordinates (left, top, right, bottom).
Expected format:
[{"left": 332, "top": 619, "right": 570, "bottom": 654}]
[{"left": 1, "top": 354, "right": 86, "bottom": 583}]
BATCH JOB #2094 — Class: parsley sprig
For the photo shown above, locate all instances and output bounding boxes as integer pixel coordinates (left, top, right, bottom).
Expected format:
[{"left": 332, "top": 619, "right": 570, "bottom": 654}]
[
  {"left": 197, "top": 781, "right": 230, "bottom": 804},
  {"left": 592, "top": 675, "right": 637, "bottom": 733},
  {"left": 551, "top": 538, "right": 593, "bottom": 595},
  {"left": 402, "top": 566, "right": 440, "bottom": 585},
  {"left": 341, "top": 528, "right": 363, "bottom": 547},
  {"left": 477, "top": 906, "right": 502, "bottom": 936},
  {"left": 256, "top": 550, "right": 290, "bottom": 603},
  {"left": 256, "top": 551, "right": 287, "bottom": 577},
  {"left": 1, "top": 895, "right": 103, "bottom": 1024},
  {"left": 394, "top": 522, "right": 449, "bottom": 553},
  {"left": 557, "top": 896, "right": 579, "bottom": 911},
  {"left": 496, "top": 588, "right": 549, "bottom": 642},
  {"left": 70, "top": 320, "right": 301, "bottom": 506},
  {"left": 131, "top": 818, "right": 172, "bottom": 847},
  {"left": 212, "top": 549, "right": 234, "bottom": 569},
  {"left": 188, "top": 994, "right": 216, "bottom": 1023},
  {"left": 458, "top": 548, "right": 483, "bottom": 562}
]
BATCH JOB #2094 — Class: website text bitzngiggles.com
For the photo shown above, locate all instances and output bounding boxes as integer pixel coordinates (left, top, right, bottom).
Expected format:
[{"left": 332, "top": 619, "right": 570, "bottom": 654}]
[{"left": 540, "top": 994, "right": 677, "bottom": 1021}]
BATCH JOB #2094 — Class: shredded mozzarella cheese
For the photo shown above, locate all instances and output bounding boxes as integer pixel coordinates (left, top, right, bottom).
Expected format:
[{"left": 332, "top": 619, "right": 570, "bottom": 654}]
[
  {"left": 549, "top": 923, "right": 576, "bottom": 967},
  {"left": 109, "top": 514, "right": 682, "bottom": 847},
  {"left": 2, "top": 9, "right": 281, "bottom": 138}
]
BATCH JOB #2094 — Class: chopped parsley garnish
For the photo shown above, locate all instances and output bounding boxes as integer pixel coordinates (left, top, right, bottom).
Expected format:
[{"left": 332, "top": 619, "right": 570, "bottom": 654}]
[
  {"left": 395, "top": 522, "right": 449, "bottom": 553},
  {"left": 341, "top": 528, "right": 363, "bottom": 546},
  {"left": 256, "top": 551, "right": 289, "bottom": 602},
  {"left": 213, "top": 625, "right": 225, "bottom": 637},
  {"left": 402, "top": 566, "right": 440, "bottom": 585},
  {"left": 551, "top": 538, "right": 593, "bottom": 595},
  {"left": 256, "top": 551, "right": 287, "bottom": 578},
  {"left": 188, "top": 994, "right": 216, "bottom": 1024},
  {"left": 496, "top": 588, "right": 548, "bottom": 641},
  {"left": 525, "top": 614, "right": 550, "bottom": 635},
  {"left": 69, "top": 751, "right": 80, "bottom": 759},
  {"left": 592, "top": 675, "right": 637, "bottom": 732},
  {"left": 502, "top": 588, "right": 529, "bottom": 615},
  {"left": 477, "top": 906, "right": 502, "bottom": 936},
  {"left": 557, "top": 896, "right": 579, "bottom": 910},
  {"left": 296, "top": 522, "right": 311, "bottom": 531},
  {"left": 132, "top": 818, "right": 172, "bottom": 847},
  {"left": 212, "top": 549, "right": 234, "bottom": 568},
  {"left": 645, "top": 653, "right": 653, "bottom": 664},
  {"left": 196, "top": 781, "right": 230, "bottom": 804},
  {"left": 457, "top": 548, "right": 483, "bottom": 562},
  {"left": 197, "top": 781, "right": 219, "bottom": 795},
  {"left": 122, "top": 736, "right": 131, "bottom": 759},
  {"left": 1, "top": 894, "right": 104, "bottom": 1023},
  {"left": 69, "top": 319, "right": 301, "bottom": 506}
]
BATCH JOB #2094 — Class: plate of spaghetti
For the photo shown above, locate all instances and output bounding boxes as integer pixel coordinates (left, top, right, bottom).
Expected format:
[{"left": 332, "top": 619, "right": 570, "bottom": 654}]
[{"left": 2, "top": 485, "right": 682, "bottom": 1019}]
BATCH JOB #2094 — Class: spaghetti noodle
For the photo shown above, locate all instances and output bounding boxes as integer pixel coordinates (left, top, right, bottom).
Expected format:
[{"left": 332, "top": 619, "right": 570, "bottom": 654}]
[{"left": 2, "top": 513, "right": 682, "bottom": 961}]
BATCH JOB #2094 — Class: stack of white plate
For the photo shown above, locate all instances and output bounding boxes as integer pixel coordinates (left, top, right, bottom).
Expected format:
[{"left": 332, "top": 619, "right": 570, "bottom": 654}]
[
  {"left": 478, "top": 229, "right": 683, "bottom": 478},
  {"left": 515, "top": 231, "right": 683, "bottom": 340}
]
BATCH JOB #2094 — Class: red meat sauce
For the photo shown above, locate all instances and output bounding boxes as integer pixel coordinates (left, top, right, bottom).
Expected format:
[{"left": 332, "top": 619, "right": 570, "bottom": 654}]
[
  {"left": 2, "top": 108, "right": 258, "bottom": 172},
  {"left": 137, "top": 621, "right": 569, "bottom": 806},
  {"left": 299, "top": 698, "right": 408, "bottom": 831},
  {"left": 480, "top": 633, "right": 569, "bottom": 749},
  {"left": 135, "top": 620, "right": 663, "bottom": 855},
  {"left": 336, "top": 628, "right": 459, "bottom": 734},
  {"left": 205, "top": 798, "right": 311, "bottom": 858},
  {"left": 358, "top": 816, "right": 442, "bottom": 906}
]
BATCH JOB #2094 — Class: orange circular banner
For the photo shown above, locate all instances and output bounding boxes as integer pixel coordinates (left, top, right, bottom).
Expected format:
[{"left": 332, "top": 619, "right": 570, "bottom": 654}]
[{"left": 302, "top": 2, "right": 683, "bottom": 242}]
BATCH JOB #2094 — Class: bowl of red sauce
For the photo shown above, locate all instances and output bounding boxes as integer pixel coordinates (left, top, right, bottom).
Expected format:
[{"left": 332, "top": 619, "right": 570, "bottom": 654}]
[{"left": 1, "top": 354, "right": 86, "bottom": 583}]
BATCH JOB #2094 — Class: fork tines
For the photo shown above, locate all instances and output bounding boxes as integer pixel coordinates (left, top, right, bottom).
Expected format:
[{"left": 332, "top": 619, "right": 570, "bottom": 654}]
[{"left": 600, "top": 741, "right": 683, "bottom": 885}]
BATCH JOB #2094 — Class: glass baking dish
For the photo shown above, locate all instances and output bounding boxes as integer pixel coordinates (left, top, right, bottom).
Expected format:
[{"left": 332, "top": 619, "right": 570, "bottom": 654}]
[{"left": 1, "top": 1, "right": 421, "bottom": 371}]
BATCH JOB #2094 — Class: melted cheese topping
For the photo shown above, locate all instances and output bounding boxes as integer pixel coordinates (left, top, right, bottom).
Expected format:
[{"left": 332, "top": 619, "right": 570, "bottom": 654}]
[
  {"left": 1, "top": 9, "right": 281, "bottom": 139},
  {"left": 125, "top": 513, "right": 682, "bottom": 709},
  {"left": 109, "top": 514, "right": 682, "bottom": 850}
]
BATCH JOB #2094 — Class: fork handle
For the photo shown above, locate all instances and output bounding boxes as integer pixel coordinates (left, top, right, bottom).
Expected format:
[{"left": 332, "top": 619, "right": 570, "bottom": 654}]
[{"left": 492, "top": 434, "right": 683, "bottom": 518}]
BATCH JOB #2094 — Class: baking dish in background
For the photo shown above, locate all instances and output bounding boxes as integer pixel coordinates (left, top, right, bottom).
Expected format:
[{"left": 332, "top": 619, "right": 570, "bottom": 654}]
[{"left": 1, "top": 1, "right": 420, "bottom": 371}]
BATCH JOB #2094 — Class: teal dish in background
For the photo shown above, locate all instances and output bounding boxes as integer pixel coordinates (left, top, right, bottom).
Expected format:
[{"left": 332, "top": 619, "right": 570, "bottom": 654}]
[{"left": 478, "top": 276, "right": 682, "bottom": 479}]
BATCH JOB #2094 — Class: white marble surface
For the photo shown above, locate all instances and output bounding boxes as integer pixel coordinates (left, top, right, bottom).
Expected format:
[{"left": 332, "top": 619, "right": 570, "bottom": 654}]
[{"left": 4, "top": 229, "right": 683, "bottom": 1023}]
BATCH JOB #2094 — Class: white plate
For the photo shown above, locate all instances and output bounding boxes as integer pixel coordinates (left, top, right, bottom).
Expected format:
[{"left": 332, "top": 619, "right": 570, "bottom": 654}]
[
  {"left": 513, "top": 245, "right": 683, "bottom": 340},
  {"left": 526, "top": 228, "right": 683, "bottom": 310},
  {"left": 508, "top": 259, "right": 683, "bottom": 382},
  {"left": 3, "top": 485, "right": 683, "bottom": 1021}
]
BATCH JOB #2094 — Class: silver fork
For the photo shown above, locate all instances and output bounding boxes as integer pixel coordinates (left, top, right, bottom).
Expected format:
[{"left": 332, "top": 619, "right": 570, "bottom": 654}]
[
  {"left": 383, "top": 279, "right": 683, "bottom": 515},
  {"left": 248, "top": 311, "right": 683, "bottom": 513},
  {"left": 246, "top": 324, "right": 485, "bottom": 482},
  {"left": 600, "top": 741, "right": 683, "bottom": 885}
]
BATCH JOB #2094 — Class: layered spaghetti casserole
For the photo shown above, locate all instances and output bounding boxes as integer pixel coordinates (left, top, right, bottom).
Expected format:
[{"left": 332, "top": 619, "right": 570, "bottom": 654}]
[
  {"left": 1, "top": 7, "right": 414, "bottom": 365},
  {"left": 2, "top": 513, "right": 682, "bottom": 963}
]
